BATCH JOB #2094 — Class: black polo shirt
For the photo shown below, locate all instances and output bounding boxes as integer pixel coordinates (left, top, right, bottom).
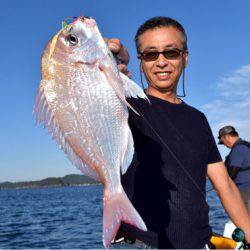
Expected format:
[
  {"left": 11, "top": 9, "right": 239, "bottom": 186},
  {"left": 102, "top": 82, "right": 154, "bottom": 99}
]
[{"left": 121, "top": 95, "right": 222, "bottom": 249}]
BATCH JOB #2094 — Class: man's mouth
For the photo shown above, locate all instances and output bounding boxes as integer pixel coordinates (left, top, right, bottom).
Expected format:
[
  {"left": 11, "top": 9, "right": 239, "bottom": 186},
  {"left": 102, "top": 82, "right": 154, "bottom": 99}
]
[
  {"left": 155, "top": 71, "right": 172, "bottom": 79},
  {"left": 156, "top": 72, "right": 169, "bottom": 76}
]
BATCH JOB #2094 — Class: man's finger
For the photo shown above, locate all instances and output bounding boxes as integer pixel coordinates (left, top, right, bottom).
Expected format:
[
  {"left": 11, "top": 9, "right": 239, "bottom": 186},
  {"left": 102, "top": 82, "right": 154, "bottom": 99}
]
[
  {"left": 107, "top": 38, "right": 122, "bottom": 53},
  {"left": 107, "top": 38, "right": 130, "bottom": 65},
  {"left": 118, "top": 64, "right": 127, "bottom": 73}
]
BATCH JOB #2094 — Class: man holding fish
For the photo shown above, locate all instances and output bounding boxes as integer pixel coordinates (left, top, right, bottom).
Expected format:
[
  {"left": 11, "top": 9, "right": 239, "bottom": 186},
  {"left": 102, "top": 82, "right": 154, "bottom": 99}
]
[
  {"left": 107, "top": 16, "right": 250, "bottom": 248},
  {"left": 35, "top": 15, "right": 250, "bottom": 249}
]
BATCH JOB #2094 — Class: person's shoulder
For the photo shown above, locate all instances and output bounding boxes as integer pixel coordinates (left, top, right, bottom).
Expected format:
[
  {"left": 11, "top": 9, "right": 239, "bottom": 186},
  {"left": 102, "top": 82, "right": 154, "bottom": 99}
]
[
  {"left": 182, "top": 102, "right": 205, "bottom": 118},
  {"left": 182, "top": 103, "right": 213, "bottom": 131},
  {"left": 230, "top": 146, "right": 247, "bottom": 161},
  {"left": 233, "top": 140, "right": 250, "bottom": 152}
]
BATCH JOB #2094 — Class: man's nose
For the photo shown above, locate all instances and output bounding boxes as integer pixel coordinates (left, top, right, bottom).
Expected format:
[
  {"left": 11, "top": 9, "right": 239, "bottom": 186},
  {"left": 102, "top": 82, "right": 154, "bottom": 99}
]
[{"left": 156, "top": 53, "right": 168, "bottom": 67}]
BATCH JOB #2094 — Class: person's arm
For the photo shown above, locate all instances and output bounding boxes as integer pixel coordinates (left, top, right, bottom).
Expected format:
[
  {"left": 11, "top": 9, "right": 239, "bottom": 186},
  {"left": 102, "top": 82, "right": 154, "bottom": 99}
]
[{"left": 207, "top": 161, "right": 250, "bottom": 242}]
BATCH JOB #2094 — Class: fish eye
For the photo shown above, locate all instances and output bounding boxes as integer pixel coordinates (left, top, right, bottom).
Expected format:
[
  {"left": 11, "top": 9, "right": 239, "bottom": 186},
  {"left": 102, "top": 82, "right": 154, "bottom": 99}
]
[{"left": 66, "top": 34, "right": 78, "bottom": 46}]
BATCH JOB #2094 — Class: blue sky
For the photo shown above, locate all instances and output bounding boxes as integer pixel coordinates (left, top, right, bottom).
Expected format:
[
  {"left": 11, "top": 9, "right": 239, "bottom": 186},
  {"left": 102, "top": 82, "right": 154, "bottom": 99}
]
[{"left": 1, "top": 0, "right": 250, "bottom": 182}]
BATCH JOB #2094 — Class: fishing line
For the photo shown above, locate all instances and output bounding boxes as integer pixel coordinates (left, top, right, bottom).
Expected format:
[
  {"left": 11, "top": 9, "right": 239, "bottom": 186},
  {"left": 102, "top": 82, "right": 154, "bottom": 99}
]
[
  {"left": 130, "top": 101, "right": 206, "bottom": 197},
  {"left": 134, "top": 58, "right": 206, "bottom": 196},
  {"left": 206, "top": 187, "right": 214, "bottom": 192},
  {"left": 51, "top": 18, "right": 206, "bottom": 197}
]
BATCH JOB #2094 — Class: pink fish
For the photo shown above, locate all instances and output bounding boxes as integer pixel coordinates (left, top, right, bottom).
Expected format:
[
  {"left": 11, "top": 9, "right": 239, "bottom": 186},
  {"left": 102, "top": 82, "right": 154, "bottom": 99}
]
[{"left": 34, "top": 16, "right": 147, "bottom": 248}]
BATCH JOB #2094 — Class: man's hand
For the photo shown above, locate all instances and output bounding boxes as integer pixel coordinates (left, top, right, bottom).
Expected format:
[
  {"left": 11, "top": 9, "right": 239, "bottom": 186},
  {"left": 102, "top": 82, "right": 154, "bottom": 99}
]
[{"left": 107, "top": 38, "right": 131, "bottom": 78}]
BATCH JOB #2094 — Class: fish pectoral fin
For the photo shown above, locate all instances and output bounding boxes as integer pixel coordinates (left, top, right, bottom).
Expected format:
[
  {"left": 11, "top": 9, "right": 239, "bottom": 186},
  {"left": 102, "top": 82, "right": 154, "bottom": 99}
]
[
  {"left": 98, "top": 62, "right": 140, "bottom": 115},
  {"left": 119, "top": 72, "right": 150, "bottom": 102},
  {"left": 102, "top": 188, "right": 147, "bottom": 248},
  {"left": 120, "top": 128, "right": 134, "bottom": 175}
]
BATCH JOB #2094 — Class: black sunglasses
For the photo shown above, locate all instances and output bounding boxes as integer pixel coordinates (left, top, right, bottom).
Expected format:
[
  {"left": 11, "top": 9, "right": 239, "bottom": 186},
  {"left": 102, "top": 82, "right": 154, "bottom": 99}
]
[{"left": 139, "top": 48, "right": 185, "bottom": 62}]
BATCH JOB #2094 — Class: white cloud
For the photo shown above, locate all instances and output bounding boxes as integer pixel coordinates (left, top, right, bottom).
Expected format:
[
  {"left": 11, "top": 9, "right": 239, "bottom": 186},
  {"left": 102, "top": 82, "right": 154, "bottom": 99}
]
[
  {"left": 216, "top": 65, "right": 250, "bottom": 97},
  {"left": 201, "top": 64, "right": 250, "bottom": 157},
  {"left": 235, "top": 65, "right": 250, "bottom": 76}
]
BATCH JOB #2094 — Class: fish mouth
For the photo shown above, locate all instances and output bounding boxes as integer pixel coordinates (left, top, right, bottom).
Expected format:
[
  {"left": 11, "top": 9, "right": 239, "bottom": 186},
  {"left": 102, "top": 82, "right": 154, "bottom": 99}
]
[
  {"left": 73, "top": 16, "right": 96, "bottom": 26},
  {"left": 62, "top": 16, "right": 96, "bottom": 29}
]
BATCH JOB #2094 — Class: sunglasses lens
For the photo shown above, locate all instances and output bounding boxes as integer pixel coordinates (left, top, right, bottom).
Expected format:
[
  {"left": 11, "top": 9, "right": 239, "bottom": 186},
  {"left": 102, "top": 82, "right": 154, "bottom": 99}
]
[
  {"left": 141, "top": 49, "right": 182, "bottom": 61},
  {"left": 163, "top": 50, "right": 181, "bottom": 59},
  {"left": 142, "top": 51, "right": 159, "bottom": 61}
]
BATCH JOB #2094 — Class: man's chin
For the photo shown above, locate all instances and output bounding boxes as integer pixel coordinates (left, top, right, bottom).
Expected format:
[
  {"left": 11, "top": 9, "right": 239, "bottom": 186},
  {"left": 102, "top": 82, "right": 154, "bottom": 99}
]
[
  {"left": 155, "top": 74, "right": 171, "bottom": 81},
  {"left": 154, "top": 82, "right": 177, "bottom": 91},
  {"left": 148, "top": 85, "right": 177, "bottom": 94}
]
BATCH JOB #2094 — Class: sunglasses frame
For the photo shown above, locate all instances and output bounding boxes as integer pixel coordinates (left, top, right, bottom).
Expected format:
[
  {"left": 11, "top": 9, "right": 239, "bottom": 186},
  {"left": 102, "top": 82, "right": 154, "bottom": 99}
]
[{"left": 139, "top": 48, "right": 186, "bottom": 62}]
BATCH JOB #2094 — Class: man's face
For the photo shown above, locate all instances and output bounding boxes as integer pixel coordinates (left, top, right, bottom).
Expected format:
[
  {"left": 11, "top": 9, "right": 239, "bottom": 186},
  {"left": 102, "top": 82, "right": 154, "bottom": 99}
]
[
  {"left": 220, "top": 135, "right": 232, "bottom": 148},
  {"left": 138, "top": 26, "right": 188, "bottom": 95}
]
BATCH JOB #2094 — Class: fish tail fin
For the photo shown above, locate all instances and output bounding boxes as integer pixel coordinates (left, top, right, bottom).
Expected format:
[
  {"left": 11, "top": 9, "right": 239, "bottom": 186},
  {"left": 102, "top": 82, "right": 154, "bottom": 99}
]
[{"left": 102, "top": 189, "right": 147, "bottom": 248}]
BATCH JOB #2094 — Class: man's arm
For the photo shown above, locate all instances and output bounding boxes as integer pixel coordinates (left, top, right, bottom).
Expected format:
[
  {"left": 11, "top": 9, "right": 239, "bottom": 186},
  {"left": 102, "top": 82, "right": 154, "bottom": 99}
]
[{"left": 207, "top": 161, "right": 250, "bottom": 242}]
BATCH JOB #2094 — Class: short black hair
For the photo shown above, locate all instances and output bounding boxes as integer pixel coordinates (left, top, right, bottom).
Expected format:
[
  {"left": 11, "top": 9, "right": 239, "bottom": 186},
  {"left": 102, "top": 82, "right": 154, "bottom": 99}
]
[{"left": 134, "top": 16, "right": 187, "bottom": 53}]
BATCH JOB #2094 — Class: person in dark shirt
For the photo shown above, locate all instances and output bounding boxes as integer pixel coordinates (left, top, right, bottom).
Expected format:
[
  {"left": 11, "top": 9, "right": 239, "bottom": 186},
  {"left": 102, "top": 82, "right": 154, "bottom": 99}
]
[
  {"left": 107, "top": 16, "right": 250, "bottom": 248},
  {"left": 218, "top": 125, "right": 250, "bottom": 213}
]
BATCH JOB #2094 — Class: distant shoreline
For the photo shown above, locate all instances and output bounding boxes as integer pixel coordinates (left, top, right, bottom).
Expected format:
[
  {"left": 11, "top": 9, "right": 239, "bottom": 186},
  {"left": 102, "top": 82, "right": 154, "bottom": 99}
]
[
  {"left": 0, "top": 174, "right": 99, "bottom": 190},
  {"left": 0, "top": 183, "right": 101, "bottom": 191}
]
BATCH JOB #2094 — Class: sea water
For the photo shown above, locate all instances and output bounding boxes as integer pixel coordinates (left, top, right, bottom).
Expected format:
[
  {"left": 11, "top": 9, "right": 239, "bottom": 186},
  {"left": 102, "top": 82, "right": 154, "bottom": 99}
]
[{"left": 0, "top": 182, "right": 228, "bottom": 248}]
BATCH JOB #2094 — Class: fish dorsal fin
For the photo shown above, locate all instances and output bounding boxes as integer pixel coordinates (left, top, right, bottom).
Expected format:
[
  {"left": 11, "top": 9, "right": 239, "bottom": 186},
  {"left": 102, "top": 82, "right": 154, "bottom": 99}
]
[{"left": 119, "top": 72, "right": 149, "bottom": 101}]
